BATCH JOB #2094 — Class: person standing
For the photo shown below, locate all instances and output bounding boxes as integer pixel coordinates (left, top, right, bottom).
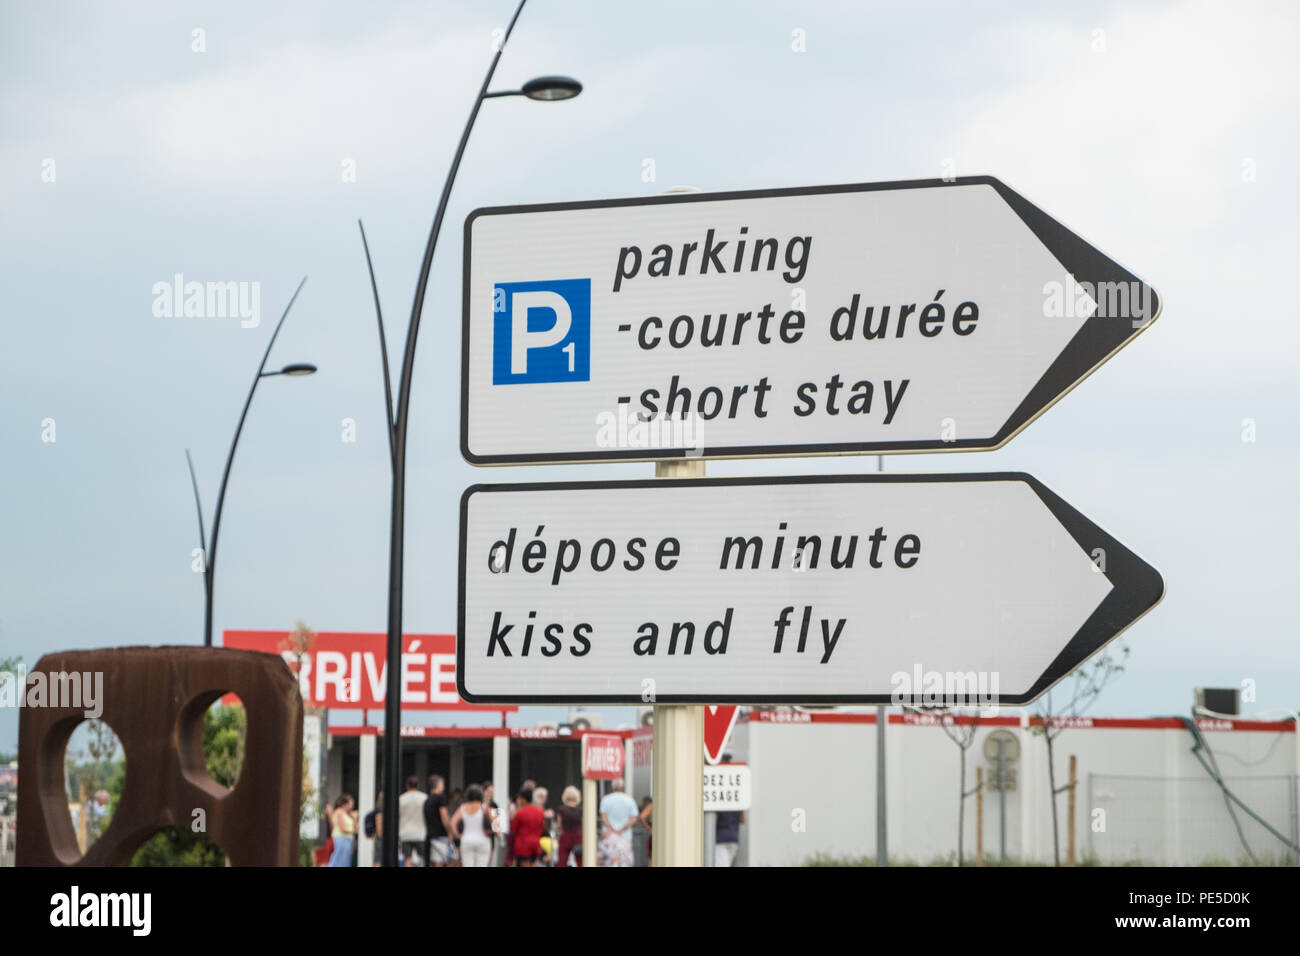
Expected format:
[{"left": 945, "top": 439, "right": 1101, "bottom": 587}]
[
  {"left": 598, "top": 780, "right": 638, "bottom": 867},
  {"left": 510, "top": 786, "right": 544, "bottom": 867},
  {"left": 503, "top": 778, "right": 535, "bottom": 867},
  {"left": 482, "top": 781, "right": 501, "bottom": 866},
  {"left": 534, "top": 786, "right": 554, "bottom": 866},
  {"left": 639, "top": 796, "right": 654, "bottom": 866},
  {"left": 714, "top": 810, "right": 744, "bottom": 867},
  {"left": 445, "top": 787, "right": 465, "bottom": 867},
  {"left": 450, "top": 784, "right": 495, "bottom": 867},
  {"left": 364, "top": 791, "right": 383, "bottom": 867},
  {"left": 327, "top": 794, "right": 357, "bottom": 867},
  {"left": 555, "top": 786, "right": 583, "bottom": 867},
  {"left": 397, "top": 775, "right": 426, "bottom": 868},
  {"left": 423, "top": 775, "right": 455, "bottom": 867},
  {"left": 86, "top": 790, "right": 110, "bottom": 841}
]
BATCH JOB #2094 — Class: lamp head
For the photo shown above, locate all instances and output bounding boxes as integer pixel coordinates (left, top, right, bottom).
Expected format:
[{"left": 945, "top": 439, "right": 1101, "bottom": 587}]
[{"left": 520, "top": 75, "right": 582, "bottom": 101}]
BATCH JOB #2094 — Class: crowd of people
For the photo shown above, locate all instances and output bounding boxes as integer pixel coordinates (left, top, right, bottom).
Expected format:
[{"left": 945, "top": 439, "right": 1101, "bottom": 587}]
[{"left": 323, "top": 776, "right": 707, "bottom": 867}]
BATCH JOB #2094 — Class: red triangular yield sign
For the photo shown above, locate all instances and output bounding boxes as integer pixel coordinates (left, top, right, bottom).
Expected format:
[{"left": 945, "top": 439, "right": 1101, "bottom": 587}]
[{"left": 704, "top": 705, "right": 740, "bottom": 765}]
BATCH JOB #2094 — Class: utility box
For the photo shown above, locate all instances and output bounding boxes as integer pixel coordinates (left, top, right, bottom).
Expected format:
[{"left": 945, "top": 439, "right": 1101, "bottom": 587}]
[{"left": 1194, "top": 687, "right": 1241, "bottom": 717}]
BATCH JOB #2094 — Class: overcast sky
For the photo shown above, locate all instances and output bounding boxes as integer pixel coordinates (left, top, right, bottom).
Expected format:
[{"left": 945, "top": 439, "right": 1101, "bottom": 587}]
[{"left": 2, "top": 0, "right": 1297, "bottom": 750}]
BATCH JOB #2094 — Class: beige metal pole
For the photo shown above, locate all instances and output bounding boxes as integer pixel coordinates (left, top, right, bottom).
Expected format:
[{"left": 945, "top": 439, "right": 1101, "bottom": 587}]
[
  {"left": 647, "top": 184, "right": 707, "bottom": 869},
  {"left": 976, "top": 767, "right": 984, "bottom": 867},
  {"left": 651, "top": 458, "right": 705, "bottom": 866},
  {"left": 582, "top": 777, "right": 597, "bottom": 867}
]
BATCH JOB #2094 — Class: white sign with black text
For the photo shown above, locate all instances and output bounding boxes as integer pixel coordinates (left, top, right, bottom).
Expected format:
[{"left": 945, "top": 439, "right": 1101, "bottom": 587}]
[
  {"left": 456, "top": 474, "right": 1162, "bottom": 705},
  {"left": 704, "top": 764, "right": 752, "bottom": 813},
  {"left": 462, "top": 177, "right": 1159, "bottom": 464}
]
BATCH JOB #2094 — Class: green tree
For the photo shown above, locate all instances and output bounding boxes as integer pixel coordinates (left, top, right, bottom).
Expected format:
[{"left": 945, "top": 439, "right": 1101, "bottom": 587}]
[{"left": 203, "top": 700, "right": 246, "bottom": 788}]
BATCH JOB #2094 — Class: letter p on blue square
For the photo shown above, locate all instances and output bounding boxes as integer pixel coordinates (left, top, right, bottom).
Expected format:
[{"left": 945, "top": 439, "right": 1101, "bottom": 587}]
[{"left": 492, "top": 278, "right": 591, "bottom": 385}]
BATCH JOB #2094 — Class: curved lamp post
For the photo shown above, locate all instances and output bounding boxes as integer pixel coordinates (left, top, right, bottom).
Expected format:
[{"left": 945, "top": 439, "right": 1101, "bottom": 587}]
[
  {"left": 186, "top": 276, "right": 315, "bottom": 648},
  {"left": 361, "top": 0, "right": 581, "bottom": 867}
]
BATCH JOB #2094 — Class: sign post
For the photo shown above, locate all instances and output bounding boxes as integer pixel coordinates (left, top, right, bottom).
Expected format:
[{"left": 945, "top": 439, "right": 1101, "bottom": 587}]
[
  {"left": 581, "top": 732, "right": 625, "bottom": 868},
  {"left": 459, "top": 175, "right": 1162, "bottom": 868},
  {"left": 703, "top": 763, "right": 751, "bottom": 867},
  {"left": 700, "top": 703, "right": 740, "bottom": 863},
  {"left": 650, "top": 458, "right": 706, "bottom": 867},
  {"left": 651, "top": 184, "right": 708, "bottom": 869},
  {"left": 876, "top": 705, "right": 887, "bottom": 866}
]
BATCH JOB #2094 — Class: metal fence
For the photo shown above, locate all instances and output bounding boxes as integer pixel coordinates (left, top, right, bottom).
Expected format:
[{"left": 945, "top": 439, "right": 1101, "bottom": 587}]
[{"left": 1087, "top": 773, "right": 1299, "bottom": 866}]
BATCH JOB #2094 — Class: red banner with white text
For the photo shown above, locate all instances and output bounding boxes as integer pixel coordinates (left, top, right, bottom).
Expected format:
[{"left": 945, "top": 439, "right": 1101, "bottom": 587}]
[{"left": 223, "top": 630, "right": 515, "bottom": 712}]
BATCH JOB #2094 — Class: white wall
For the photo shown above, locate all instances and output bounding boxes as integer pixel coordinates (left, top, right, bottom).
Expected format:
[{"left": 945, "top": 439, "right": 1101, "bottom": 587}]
[
  {"left": 746, "top": 718, "right": 877, "bottom": 866},
  {"left": 746, "top": 714, "right": 1297, "bottom": 866}
]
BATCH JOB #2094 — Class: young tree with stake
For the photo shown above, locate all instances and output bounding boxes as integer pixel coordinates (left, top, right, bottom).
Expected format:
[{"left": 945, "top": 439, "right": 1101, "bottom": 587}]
[{"left": 1031, "top": 644, "right": 1129, "bottom": 866}]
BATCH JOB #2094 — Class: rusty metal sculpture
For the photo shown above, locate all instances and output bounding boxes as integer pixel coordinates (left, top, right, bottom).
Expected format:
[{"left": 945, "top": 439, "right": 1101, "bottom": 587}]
[{"left": 17, "top": 646, "right": 302, "bottom": 866}]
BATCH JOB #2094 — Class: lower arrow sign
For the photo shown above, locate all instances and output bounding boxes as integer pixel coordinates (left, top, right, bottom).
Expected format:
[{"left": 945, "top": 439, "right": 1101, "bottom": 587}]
[{"left": 457, "top": 473, "right": 1162, "bottom": 706}]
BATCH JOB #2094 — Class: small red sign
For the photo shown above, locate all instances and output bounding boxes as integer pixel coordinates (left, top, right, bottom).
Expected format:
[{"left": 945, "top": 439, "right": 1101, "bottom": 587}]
[
  {"left": 704, "top": 706, "right": 740, "bottom": 765},
  {"left": 582, "top": 733, "right": 625, "bottom": 779}
]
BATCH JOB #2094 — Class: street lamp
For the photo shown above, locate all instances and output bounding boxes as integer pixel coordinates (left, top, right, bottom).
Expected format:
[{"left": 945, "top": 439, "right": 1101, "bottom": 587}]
[
  {"left": 484, "top": 75, "right": 584, "bottom": 100},
  {"left": 361, "top": 0, "right": 581, "bottom": 867},
  {"left": 185, "top": 276, "right": 316, "bottom": 648},
  {"left": 265, "top": 362, "right": 318, "bottom": 378}
]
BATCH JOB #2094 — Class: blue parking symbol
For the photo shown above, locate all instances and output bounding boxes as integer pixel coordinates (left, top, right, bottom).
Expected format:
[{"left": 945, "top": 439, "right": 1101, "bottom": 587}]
[{"left": 492, "top": 279, "right": 591, "bottom": 385}]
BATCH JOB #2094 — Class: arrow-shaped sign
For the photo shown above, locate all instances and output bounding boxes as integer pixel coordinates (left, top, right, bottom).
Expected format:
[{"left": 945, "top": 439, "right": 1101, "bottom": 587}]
[
  {"left": 462, "top": 177, "right": 1160, "bottom": 464},
  {"left": 457, "top": 473, "right": 1162, "bottom": 705}
]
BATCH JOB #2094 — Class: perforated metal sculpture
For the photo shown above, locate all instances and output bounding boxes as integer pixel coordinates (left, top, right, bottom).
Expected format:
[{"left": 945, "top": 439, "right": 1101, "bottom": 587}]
[{"left": 17, "top": 647, "right": 302, "bottom": 866}]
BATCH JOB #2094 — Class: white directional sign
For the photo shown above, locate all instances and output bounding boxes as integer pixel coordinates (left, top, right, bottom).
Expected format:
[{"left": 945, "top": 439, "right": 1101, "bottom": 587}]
[
  {"left": 703, "top": 764, "right": 752, "bottom": 813},
  {"left": 457, "top": 474, "right": 1162, "bottom": 705},
  {"left": 462, "top": 177, "right": 1160, "bottom": 464}
]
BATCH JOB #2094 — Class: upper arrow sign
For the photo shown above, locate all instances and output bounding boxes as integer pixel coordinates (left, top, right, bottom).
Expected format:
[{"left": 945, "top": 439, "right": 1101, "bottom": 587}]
[{"left": 462, "top": 176, "right": 1160, "bottom": 465}]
